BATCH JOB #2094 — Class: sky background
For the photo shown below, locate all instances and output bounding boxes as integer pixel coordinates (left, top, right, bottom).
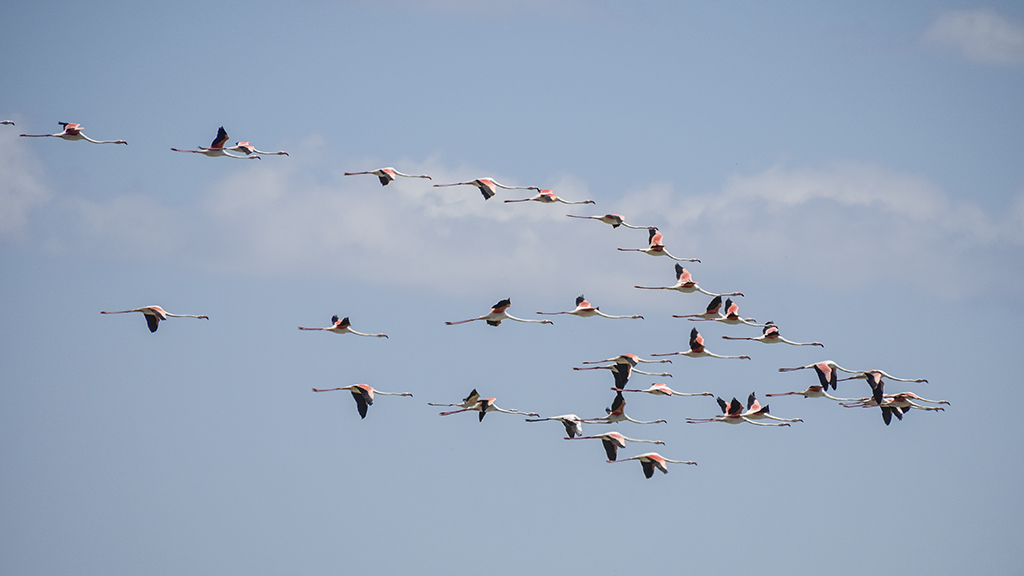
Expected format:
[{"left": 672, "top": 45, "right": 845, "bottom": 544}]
[{"left": 2, "top": 1, "right": 1023, "bottom": 574}]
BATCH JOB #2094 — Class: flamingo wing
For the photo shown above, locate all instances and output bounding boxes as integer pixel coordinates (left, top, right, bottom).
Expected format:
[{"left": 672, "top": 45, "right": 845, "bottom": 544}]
[
  {"left": 211, "top": 127, "right": 229, "bottom": 149},
  {"left": 351, "top": 389, "right": 371, "bottom": 418},
  {"left": 640, "top": 459, "right": 656, "bottom": 479},
  {"left": 602, "top": 438, "right": 619, "bottom": 461},
  {"left": 145, "top": 314, "right": 161, "bottom": 333}
]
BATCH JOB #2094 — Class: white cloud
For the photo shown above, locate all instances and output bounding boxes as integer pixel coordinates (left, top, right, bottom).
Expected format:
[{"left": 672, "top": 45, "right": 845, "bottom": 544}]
[
  {"left": 923, "top": 8, "right": 1024, "bottom": 66},
  {"left": 0, "top": 135, "right": 52, "bottom": 238},
  {"left": 5, "top": 143, "right": 1021, "bottom": 301}
]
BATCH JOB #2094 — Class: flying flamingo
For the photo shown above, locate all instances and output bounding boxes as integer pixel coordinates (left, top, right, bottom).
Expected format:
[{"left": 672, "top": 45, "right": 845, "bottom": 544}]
[
  {"left": 525, "top": 414, "right": 585, "bottom": 438},
  {"left": 651, "top": 327, "right": 750, "bottom": 360},
  {"left": 765, "top": 386, "right": 860, "bottom": 402},
  {"left": 686, "top": 397, "right": 792, "bottom": 427},
  {"left": 675, "top": 297, "right": 764, "bottom": 328},
  {"left": 565, "top": 431, "right": 664, "bottom": 461},
  {"left": 297, "top": 315, "right": 388, "bottom": 337},
  {"left": 613, "top": 382, "right": 713, "bottom": 398},
  {"left": 312, "top": 384, "right": 412, "bottom": 419},
  {"left": 565, "top": 213, "right": 652, "bottom": 229},
  {"left": 433, "top": 178, "right": 538, "bottom": 200},
  {"left": 839, "top": 392, "right": 948, "bottom": 410},
  {"left": 743, "top": 393, "right": 803, "bottom": 423},
  {"left": 171, "top": 127, "right": 258, "bottom": 158},
  {"left": 427, "top": 388, "right": 480, "bottom": 409},
  {"left": 537, "top": 295, "right": 643, "bottom": 320},
  {"left": 636, "top": 264, "right": 741, "bottom": 297},
  {"left": 21, "top": 122, "right": 126, "bottom": 145},
  {"left": 722, "top": 322, "right": 823, "bottom": 347},
  {"left": 344, "top": 167, "right": 431, "bottom": 186},
  {"left": 778, "top": 361, "right": 928, "bottom": 383},
  {"left": 578, "top": 391, "right": 668, "bottom": 426},
  {"left": 100, "top": 305, "right": 208, "bottom": 333},
  {"left": 438, "top": 397, "right": 539, "bottom": 421},
  {"left": 578, "top": 353, "right": 672, "bottom": 377},
  {"left": 609, "top": 452, "right": 697, "bottom": 478},
  {"left": 504, "top": 190, "right": 594, "bottom": 205},
  {"left": 575, "top": 363, "right": 672, "bottom": 396},
  {"left": 227, "top": 141, "right": 289, "bottom": 157},
  {"left": 445, "top": 298, "right": 553, "bottom": 327},
  {"left": 618, "top": 227, "right": 700, "bottom": 262}
]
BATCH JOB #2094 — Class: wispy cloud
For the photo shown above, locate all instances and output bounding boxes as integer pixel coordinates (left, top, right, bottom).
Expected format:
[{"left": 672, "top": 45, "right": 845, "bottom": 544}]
[
  {"left": 923, "top": 8, "right": 1024, "bottom": 66},
  {"left": 5, "top": 142, "right": 1020, "bottom": 300},
  {"left": 0, "top": 135, "right": 52, "bottom": 238}
]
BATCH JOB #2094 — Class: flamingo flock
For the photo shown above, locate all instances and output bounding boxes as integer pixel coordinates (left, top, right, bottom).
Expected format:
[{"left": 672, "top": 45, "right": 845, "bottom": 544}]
[{"left": 10, "top": 115, "right": 945, "bottom": 481}]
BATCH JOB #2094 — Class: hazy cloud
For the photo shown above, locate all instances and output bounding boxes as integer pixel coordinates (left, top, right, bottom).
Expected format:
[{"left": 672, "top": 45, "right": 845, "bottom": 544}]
[
  {"left": 0, "top": 136, "right": 52, "bottom": 238},
  {"left": 923, "top": 8, "right": 1024, "bottom": 66}
]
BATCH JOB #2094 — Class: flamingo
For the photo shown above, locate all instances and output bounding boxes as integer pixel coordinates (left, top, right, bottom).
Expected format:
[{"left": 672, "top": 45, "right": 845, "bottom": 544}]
[
  {"left": 578, "top": 353, "right": 672, "bottom": 377},
  {"left": 686, "top": 397, "right": 792, "bottom": 427},
  {"left": 427, "top": 388, "right": 480, "bottom": 409},
  {"left": 438, "top": 397, "right": 539, "bottom": 421},
  {"left": 839, "top": 392, "right": 949, "bottom": 411},
  {"left": 578, "top": 391, "right": 667, "bottom": 425},
  {"left": 675, "top": 297, "right": 763, "bottom": 328},
  {"left": 575, "top": 362, "right": 672, "bottom": 383},
  {"left": 777, "top": 361, "right": 843, "bottom": 391},
  {"left": 312, "top": 384, "right": 412, "bottom": 419},
  {"left": 171, "top": 127, "right": 258, "bottom": 159},
  {"left": 651, "top": 327, "right": 750, "bottom": 360},
  {"left": 297, "top": 315, "right": 388, "bottom": 338},
  {"left": 565, "top": 213, "right": 652, "bottom": 229},
  {"left": 344, "top": 167, "right": 431, "bottom": 186},
  {"left": 617, "top": 227, "right": 699, "bottom": 262},
  {"left": 778, "top": 361, "right": 928, "bottom": 383},
  {"left": 504, "top": 190, "right": 594, "bottom": 205},
  {"left": 525, "top": 414, "right": 585, "bottom": 438},
  {"left": 537, "top": 295, "right": 643, "bottom": 320},
  {"left": 565, "top": 431, "right": 664, "bottom": 461},
  {"left": 100, "top": 306, "right": 208, "bottom": 333},
  {"left": 636, "top": 264, "right": 741, "bottom": 297},
  {"left": 613, "top": 383, "right": 713, "bottom": 398},
  {"left": 743, "top": 393, "right": 803, "bottom": 423},
  {"left": 20, "top": 122, "right": 126, "bottom": 145},
  {"left": 227, "top": 141, "right": 289, "bottom": 157},
  {"left": 445, "top": 298, "right": 553, "bottom": 326},
  {"left": 433, "top": 178, "right": 538, "bottom": 200},
  {"left": 765, "top": 386, "right": 861, "bottom": 402},
  {"left": 722, "top": 322, "right": 823, "bottom": 347},
  {"left": 609, "top": 452, "right": 697, "bottom": 478}
]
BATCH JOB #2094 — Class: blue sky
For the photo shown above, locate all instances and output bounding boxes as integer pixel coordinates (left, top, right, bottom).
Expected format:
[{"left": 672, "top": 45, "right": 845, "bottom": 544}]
[{"left": 2, "top": 1, "right": 1023, "bottom": 574}]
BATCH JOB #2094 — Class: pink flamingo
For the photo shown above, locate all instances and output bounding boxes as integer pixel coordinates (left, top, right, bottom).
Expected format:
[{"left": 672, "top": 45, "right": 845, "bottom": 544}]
[
  {"left": 228, "top": 141, "right": 289, "bottom": 157},
  {"left": 565, "top": 431, "right": 664, "bottom": 461},
  {"left": 636, "top": 264, "right": 741, "bottom": 296},
  {"left": 577, "top": 353, "right": 672, "bottom": 377},
  {"left": 722, "top": 322, "right": 823, "bottom": 347},
  {"left": 525, "top": 414, "right": 585, "bottom": 438},
  {"left": 445, "top": 298, "right": 552, "bottom": 326},
  {"left": 765, "top": 386, "right": 860, "bottom": 402},
  {"left": 344, "top": 167, "right": 431, "bottom": 185},
  {"left": 100, "top": 305, "right": 208, "bottom": 333},
  {"left": 686, "top": 396, "right": 792, "bottom": 427},
  {"left": 618, "top": 227, "right": 700, "bottom": 262},
  {"left": 578, "top": 391, "right": 668, "bottom": 426},
  {"left": 778, "top": 361, "right": 927, "bottom": 383},
  {"left": 504, "top": 190, "right": 594, "bottom": 205},
  {"left": 613, "top": 382, "right": 713, "bottom": 398},
  {"left": 297, "top": 315, "right": 388, "bottom": 338},
  {"left": 171, "top": 127, "right": 257, "bottom": 159},
  {"left": 433, "top": 178, "right": 538, "bottom": 200},
  {"left": 537, "top": 295, "right": 643, "bottom": 320},
  {"left": 21, "top": 122, "right": 126, "bottom": 145},
  {"left": 438, "top": 397, "right": 539, "bottom": 421},
  {"left": 312, "top": 384, "right": 412, "bottom": 419},
  {"left": 427, "top": 388, "right": 480, "bottom": 409},
  {"left": 609, "top": 452, "right": 697, "bottom": 478},
  {"left": 651, "top": 327, "right": 750, "bottom": 360},
  {"left": 565, "top": 213, "right": 652, "bottom": 229},
  {"left": 675, "top": 296, "right": 763, "bottom": 327},
  {"left": 743, "top": 393, "right": 803, "bottom": 423}
]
